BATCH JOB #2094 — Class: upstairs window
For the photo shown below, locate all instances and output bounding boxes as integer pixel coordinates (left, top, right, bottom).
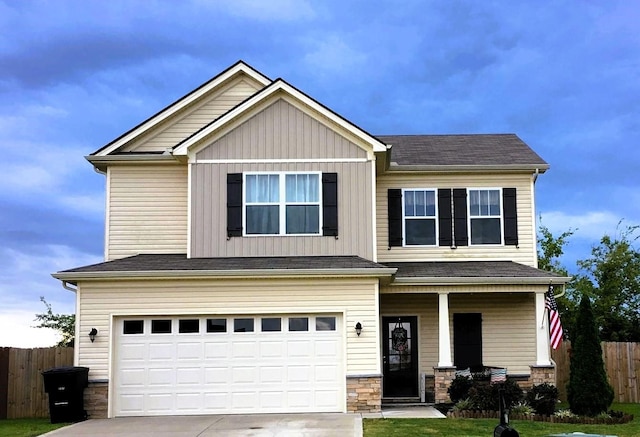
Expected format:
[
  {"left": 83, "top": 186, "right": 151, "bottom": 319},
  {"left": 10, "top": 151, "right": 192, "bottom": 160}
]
[
  {"left": 244, "top": 173, "right": 320, "bottom": 235},
  {"left": 403, "top": 189, "right": 437, "bottom": 246},
  {"left": 468, "top": 189, "right": 502, "bottom": 245}
]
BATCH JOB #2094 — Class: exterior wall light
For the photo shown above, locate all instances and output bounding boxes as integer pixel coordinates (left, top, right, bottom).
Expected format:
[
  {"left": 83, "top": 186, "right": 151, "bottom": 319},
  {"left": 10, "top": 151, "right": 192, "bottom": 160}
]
[
  {"left": 89, "top": 328, "right": 98, "bottom": 343},
  {"left": 355, "top": 322, "right": 362, "bottom": 336}
]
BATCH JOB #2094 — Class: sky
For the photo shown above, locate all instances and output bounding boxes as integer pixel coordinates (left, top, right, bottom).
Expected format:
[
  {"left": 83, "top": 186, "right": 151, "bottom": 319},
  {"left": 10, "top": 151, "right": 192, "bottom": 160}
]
[{"left": 1, "top": 0, "right": 638, "bottom": 347}]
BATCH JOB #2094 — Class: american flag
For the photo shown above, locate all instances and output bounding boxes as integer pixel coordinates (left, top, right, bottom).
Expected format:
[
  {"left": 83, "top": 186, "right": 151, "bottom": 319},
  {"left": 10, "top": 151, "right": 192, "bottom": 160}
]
[{"left": 545, "top": 285, "right": 563, "bottom": 350}]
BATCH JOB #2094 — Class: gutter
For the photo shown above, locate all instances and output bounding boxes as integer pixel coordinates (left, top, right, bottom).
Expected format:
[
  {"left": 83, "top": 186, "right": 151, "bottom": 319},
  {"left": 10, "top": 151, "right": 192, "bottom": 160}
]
[
  {"left": 391, "top": 276, "right": 572, "bottom": 286},
  {"left": 52, "top": 267, "right": 398, "bottom": 283},
  {"left": 386, "top": 163, "right": 550, "bottom": 173}
]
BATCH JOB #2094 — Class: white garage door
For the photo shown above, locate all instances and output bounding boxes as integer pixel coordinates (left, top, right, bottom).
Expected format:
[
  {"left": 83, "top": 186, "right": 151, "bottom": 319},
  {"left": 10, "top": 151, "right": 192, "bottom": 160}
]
[{"left": 113, "top": 314, "right": 343, "bottom": 416}]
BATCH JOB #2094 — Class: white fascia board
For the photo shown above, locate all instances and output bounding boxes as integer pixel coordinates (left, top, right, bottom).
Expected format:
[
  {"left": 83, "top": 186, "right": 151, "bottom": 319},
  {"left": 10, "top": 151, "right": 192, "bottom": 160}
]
[
  {"left": 173, "top": 80, "right": 388, "bottom": 156},
  {"left": 387, "top": 163, "right": 550, "bottom": 173},
  {"left": 391, "top": 276, "right": 571, "bottom": 285},
  {"left": 94, "top": 62, "right": 271, "bottom": 157},
  {"left": 52, "top": 267, "right": 398, "bottom": 282}
]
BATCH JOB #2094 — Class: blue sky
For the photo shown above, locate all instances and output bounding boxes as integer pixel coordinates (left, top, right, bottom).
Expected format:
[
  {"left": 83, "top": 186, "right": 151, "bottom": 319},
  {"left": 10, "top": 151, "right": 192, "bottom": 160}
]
[{"left": 1, "top": 0, "right": 638, "bottom": 347}]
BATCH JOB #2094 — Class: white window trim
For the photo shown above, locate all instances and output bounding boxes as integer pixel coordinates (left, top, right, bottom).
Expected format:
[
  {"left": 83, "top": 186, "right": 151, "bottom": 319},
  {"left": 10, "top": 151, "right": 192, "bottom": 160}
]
[
  {"left": 243, "top": 171, "right": 323, "bottom": 237},
  {"left": 467, "top": 187, "right": 504, "bottom": 246},
  {"left": 401, "top": 188, "right": 438, "bottom": 247}
]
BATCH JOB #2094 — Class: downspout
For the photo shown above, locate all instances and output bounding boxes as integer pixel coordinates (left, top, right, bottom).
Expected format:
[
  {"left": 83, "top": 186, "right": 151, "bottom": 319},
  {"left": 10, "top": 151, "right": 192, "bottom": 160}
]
[
  {"left": 94, "top": 166, "right": 106, "bottom": 176},
  {"left": 61, "top": 280, "right": 77, "bottom": 293},
  {"left": 532, "top": 168, "right": 540, "bottom": 184}
]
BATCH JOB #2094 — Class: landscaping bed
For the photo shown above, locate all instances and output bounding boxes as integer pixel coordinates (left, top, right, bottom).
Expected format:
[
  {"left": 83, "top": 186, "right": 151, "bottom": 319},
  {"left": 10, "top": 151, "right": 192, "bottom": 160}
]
[{"left": 447, "top": 409, "right": 634, "bottom": 424}]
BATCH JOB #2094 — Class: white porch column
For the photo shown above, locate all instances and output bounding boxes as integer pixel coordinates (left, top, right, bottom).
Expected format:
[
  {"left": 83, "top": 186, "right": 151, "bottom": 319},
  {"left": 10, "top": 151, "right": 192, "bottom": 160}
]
[
  {"left": 438, "top": 292, "right": 453, "bottom": 367},
  {"left": 535, "top": 291, "right": 552, "bottom": 366}
]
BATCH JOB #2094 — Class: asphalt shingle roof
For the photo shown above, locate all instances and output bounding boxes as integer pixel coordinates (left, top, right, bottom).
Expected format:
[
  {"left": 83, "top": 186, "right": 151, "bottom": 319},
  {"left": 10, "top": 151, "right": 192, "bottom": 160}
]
[
  {"left": 386, "top": 261, "right": 563, "bottom": 279},
  {"left": 59, "top": 254, "right": 390, "bottom": 273},
  {"left": 376, "top": 134, "right": 548, "bottom": 167}
]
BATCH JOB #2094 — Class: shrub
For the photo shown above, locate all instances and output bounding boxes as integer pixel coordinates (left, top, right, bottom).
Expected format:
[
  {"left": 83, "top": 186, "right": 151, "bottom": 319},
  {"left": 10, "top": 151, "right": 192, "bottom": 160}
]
[
  {"left": 567, "top": 295, "right": 614, "bottom": 416},
  {"left": 526, "top": 383, "right": 559, "bottom": 415},
  {"left": 452, "top": 397, "right": 474, "bottom": 411},
  {"left": 492, "top": 379, "right": 524, "bottom": 410},
  {"left": 448, "top": 375, "right": 474, "bottom": 403},
  {"left": 510, "top": 401, "right": 534, "bottom": 416}
]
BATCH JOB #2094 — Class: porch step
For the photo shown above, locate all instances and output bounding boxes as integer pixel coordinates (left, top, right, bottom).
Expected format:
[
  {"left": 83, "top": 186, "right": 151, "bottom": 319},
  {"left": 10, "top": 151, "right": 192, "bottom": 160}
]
[
  {"left": 382, "top": 402, "right": 435, "bottom": 408},
  {"left": 382, "top": 397, "right": 422, "bottom": 405}
]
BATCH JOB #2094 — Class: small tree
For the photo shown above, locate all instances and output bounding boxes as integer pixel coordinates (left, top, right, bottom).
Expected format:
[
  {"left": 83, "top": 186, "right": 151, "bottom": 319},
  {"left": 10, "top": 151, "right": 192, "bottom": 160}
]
[
  {"left": 34, "top": 297, "right": 75, "bottom": 347},
  {"left": 567, "top": 294, "right": 613, "bottom": 416}
]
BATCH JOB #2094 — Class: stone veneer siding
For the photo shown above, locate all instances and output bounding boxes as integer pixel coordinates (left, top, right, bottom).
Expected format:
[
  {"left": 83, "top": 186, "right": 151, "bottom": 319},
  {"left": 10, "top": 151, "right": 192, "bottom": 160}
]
[
  {"left": 347, "top": 375, "right": 382, "bottom": 412},
  {"left": 434, "top": 367, "right": 456, "bottom": 403},
  {"left": 84, "top": 381, "right": 108, "bottom": 419},
  {"left": 530, "top": 365, "right": 556, "bottom": 386}
]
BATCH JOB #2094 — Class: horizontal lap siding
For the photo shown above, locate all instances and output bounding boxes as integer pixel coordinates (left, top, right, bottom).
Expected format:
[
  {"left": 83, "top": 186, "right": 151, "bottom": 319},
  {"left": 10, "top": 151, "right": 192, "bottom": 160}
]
[
  {"left": 377, "top": 173, "right": 536, "bottom": 266},
  {"left": 77, "top": 278, "right": 380, "bottom": 380},
  {"left": 449, "top": 293, "right": 536, "bottom": 374},
  {"left": 380, "top": 292, "right": 535, "bottom": 375},
  {"left": 123, "top": 78, "right": 263, "bottom": 153},
  {"left": 107, "top": 165, "right": 188, "bottom": 260}
]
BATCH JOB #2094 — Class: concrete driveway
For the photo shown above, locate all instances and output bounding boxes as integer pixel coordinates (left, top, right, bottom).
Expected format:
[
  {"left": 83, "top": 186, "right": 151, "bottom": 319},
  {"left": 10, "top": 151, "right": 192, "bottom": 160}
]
[{"left": 42, "top": 413, "right": 362, "bottom": 437}]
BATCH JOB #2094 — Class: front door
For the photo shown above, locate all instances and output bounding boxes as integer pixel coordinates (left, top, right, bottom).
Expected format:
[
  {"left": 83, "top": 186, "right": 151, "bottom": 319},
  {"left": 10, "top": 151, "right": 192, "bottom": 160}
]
[{"left": 382, "top": 316, "right": 418, "bottom": 398}]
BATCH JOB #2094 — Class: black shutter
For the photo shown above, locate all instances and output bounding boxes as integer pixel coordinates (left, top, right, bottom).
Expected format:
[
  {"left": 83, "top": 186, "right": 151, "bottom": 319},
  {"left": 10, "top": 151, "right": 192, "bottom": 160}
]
[
  {"left": 388, "top": 189, "right": 403, "bottom": 247},
  {"left": 503, "top": 188, "right": 518, "bottom": 246},
  {"left": 453, "top": 188, "right": 468, "bottom": 247},
  {"left": 322, "top": 173, "right": 338, "bottom": 236},
  {"left": 227, "top": 173, "right": 243, "bottom": 238},
  {"left": 438, "top": 189, "right": 453, "bottom": 247}
]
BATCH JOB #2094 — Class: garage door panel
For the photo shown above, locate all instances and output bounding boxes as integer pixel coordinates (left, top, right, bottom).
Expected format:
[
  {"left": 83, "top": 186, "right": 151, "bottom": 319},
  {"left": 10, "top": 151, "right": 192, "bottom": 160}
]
[
  {"left": 204, "top": 341, "right": 230, "bottom": 359},
  {"left": 120, "top": 343, "right": 146, "bottom": 360},
  {"left": 259, "top": 366, "right": 284, "bottom": 383},
  {"left": 115, "top": 314, "right": 343, "bottom": 416},
  {"left": 176, "top": 342, "right": 202, "bottom": 360},
  {"left": 204, "top": 367, "right": 230, "bottom": 384},
  {"left": 149, "top": 343, "right": 174, "bottom": 360},
  {"left": 176, "top": 367, "right": 202, "bottom": 385}
]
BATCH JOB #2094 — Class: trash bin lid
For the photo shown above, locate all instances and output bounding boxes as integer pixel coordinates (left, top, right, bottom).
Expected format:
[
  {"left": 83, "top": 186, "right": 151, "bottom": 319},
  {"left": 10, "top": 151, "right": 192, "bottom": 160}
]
[{"left": 42, "top": 366, "right": 89, "bottom": 375}]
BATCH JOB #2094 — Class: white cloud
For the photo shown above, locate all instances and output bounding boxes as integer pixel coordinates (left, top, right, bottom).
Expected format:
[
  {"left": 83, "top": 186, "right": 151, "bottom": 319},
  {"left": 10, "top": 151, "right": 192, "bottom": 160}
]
[
  {"left": 0, "top": 310, "right": 61, "bottom": 348},
  {"left": 200, "top": 0, "right": 315, "bottom": 21},
  {"left": 304, "top": 34, "right": 367, "bottom": 76},
  {"left": 539, "top": 210, "right": 622, "bottom": 241}
]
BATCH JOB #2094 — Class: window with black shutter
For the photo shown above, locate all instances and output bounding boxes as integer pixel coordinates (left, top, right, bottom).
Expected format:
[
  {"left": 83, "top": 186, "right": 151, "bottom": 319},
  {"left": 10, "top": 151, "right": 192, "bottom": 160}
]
[
  {"left": 453, "top": 189, "right": 468, "bottom": 246},
  {"left": 438, "top": 189, "right": 453, "bottom": 246},
  {"left": 388, "top": 189, "right": 403, "bottom": 247},
  {"left": 227, "top": 173, "right": 243, "bottom": 237},
  {"left": 322, "top": 173, "right": 338, "bottom": 236},
  {"left": 503, "top": 188, "right": 518, "bottom": 246}
]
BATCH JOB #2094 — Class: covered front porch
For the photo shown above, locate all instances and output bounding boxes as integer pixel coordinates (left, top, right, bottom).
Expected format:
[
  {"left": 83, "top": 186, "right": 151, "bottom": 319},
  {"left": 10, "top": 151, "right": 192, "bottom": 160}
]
[{"left": 379, "top": 261, "right": 568, "bottom": 403}]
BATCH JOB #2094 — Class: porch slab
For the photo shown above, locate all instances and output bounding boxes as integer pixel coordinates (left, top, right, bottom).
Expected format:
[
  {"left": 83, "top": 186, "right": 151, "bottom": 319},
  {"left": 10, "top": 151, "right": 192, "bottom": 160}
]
[{"left": 361, "top": 406, "right": 445, "bottom": 419}]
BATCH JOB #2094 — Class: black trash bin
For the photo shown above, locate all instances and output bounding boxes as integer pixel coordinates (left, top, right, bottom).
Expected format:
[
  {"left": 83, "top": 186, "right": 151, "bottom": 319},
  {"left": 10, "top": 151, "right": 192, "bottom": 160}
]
[{"left": 42, "top": 366, "right": 89, "bottom": 423}]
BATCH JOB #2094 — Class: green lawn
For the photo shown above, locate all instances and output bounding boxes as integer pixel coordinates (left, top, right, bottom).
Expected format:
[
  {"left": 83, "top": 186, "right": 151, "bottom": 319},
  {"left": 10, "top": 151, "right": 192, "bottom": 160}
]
[
  {"left": 0, "top": 418, "right": 69, "bottom": 437},
  {"left": 364, "top": 403, "right": 640, "bottom": 437}
]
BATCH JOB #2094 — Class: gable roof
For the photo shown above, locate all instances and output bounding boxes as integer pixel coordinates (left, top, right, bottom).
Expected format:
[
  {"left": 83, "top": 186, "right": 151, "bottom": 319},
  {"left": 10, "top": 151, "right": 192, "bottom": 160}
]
[
  {"left": 173, "top": 78, "right": 388, "bottom": 156},
  {"left": 92, "top": 61, "right": 271, "bottom": 157},
  {"left": 377, "top": 134, "right": 549, "bottom": 171}
]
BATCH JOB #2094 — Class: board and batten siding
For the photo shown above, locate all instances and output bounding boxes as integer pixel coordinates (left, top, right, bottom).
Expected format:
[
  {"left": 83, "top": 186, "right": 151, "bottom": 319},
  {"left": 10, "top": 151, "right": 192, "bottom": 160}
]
[
  {"left": 121, "top": 77, "right": 264, "bottom": 153},
  {"left": 106, "top": 165, "right": 188, "bottom": 260},
  {"left": 75, "top": 277, "right": 381, "bottom": 380},
  {"left": 190, "top": 97, "right": 374, "bottom": 259},
  {"left": 191, "top": 162, "right": 373, "bottom": 258},
  {"left": 377, "top": 173, "right": 537, "bottom": 266},
  {"left": 380, "top": 291, "right": 536, "bottom": 375},
  {"left": 195, "top": 99, "right": 368, "bottom": 161}
]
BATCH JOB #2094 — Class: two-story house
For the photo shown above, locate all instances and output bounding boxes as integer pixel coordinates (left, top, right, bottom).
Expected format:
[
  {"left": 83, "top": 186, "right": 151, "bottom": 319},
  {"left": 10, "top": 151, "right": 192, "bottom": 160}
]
[{"left": 53, "top": 61, "right": 568, "bottom": 419}]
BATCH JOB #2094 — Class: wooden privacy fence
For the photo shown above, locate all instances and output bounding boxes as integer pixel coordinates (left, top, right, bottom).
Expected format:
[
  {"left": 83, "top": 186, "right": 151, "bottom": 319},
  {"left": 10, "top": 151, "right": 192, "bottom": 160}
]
[
  {"left": 552, "top": 341, "right": 639, "bottom": 403},
  {"left": 0, "top": 347, "right": 74, "bottom": 419}
]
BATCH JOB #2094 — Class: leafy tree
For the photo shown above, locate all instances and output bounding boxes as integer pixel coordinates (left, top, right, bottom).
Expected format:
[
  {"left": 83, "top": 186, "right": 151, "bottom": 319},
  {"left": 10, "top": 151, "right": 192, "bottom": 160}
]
[
  {"left": 567, "top": 294, "right": 614, "bottom": 416},
  {"left": 34, "top": 297, "right": 75, "bottom": 347},
  {"left": 537, "top": 222, "right": 578, "bottom": 337},
  {"left": 576, "top": 224, "right": 640, "bottom": 341}
]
